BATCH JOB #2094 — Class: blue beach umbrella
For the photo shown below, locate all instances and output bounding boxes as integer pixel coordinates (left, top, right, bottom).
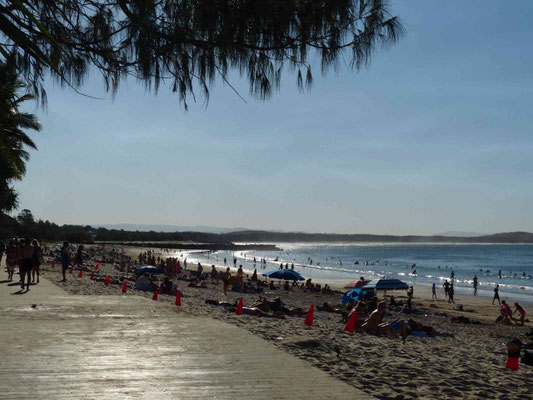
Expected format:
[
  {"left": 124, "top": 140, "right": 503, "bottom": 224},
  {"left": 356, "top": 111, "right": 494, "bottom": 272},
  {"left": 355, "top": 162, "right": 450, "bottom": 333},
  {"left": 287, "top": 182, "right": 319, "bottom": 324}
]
[
  {"left": 341, "top": 288, "right": 373, "bottom": 304},
  {"left": 134, "top": 265, "right": 164, "bottom": 275},
  {"left": 364, "top": 278, "right": 409, "bottom": 291},
  {"left": 263, "top": 270, "right": 305, "bottom": 281}
]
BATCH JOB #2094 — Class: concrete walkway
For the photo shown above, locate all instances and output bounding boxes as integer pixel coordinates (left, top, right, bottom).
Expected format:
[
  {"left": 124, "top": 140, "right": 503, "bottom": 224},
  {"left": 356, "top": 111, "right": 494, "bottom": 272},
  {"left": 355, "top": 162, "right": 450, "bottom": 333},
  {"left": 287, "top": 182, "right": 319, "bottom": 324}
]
[{"left": 0, "top": 277, "right": 372, "bottom": 399}]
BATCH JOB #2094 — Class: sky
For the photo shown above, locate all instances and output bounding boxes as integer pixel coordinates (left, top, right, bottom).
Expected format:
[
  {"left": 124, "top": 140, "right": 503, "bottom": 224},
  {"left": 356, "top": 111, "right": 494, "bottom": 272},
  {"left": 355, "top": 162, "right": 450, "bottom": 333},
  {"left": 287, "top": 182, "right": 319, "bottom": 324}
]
[{"left": 14, "top": 1, "right": 533, "bottom": 235}]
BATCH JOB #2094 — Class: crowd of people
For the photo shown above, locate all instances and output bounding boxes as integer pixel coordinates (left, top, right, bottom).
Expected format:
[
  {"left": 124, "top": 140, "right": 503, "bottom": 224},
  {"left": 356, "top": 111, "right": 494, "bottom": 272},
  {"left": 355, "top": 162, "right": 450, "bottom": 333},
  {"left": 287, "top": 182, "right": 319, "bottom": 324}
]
[{"left": 0, "top": 238, "right": 44, "bottom": 291}]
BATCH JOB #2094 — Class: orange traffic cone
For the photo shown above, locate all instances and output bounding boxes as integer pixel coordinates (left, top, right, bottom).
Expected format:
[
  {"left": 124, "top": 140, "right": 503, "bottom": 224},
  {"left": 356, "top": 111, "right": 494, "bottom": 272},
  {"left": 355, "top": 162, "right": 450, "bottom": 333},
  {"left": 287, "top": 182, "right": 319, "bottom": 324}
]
[
  {"left": 344, "top": 311, "right": 358, "bottom": 334},
  {"left": 90, "top": 271, "right": 94, "bottom": 280},
  {"left": 51, "top": 262, "right": 55, "bottom": 269},
  {"left": 69, "top": 266, "right": 73, "bottom": 274},
  {"left": 235, "top": 297, "right": 244, "bottom": 315},
  {"left": 304, "top": 304, "right": 314, "bottom": 326},
  {"left": 152, "top": 288, "right": 159, "bottom": 301},
  {"left": 175, "top": 291, "right": 181, "bottom": 306},
  {"left": 122, "top": 280, "right": 127, "bottom": 293},
  {"left": 104, "top": 275, "right": 110, "bottom": 286},
  {"left": 95, "top": 264, "right": 99, "bottom": 271},
  {"left": 78, "top": 269, "right": 83, "bottom": 278}
]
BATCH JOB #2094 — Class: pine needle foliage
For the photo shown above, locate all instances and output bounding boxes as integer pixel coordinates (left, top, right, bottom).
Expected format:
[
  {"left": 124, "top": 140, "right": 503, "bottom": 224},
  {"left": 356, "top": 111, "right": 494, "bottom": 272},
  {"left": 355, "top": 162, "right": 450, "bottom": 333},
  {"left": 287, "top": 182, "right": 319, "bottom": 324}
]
[{"left": 0, "top": 0, "right": 403, "bottom": 108}]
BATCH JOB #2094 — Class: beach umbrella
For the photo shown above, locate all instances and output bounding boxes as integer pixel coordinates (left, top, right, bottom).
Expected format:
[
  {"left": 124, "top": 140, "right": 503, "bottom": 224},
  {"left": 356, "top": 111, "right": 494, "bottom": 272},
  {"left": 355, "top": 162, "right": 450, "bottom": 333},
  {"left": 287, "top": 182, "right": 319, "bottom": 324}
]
[
  {"left": 341, "top": 288, "right": 373, "bottom": 304},
  {"left": 134, "top": 265, "right": 164, "bottom": 275},
  {"left": 263, "top": 270, "right": 305, "bottom": 281},
  {"left": 344, "top": 279, "right": 371, "bottom": 289},
  {"left": 364, "top": 278, "right": 409, "bottom": 291}
]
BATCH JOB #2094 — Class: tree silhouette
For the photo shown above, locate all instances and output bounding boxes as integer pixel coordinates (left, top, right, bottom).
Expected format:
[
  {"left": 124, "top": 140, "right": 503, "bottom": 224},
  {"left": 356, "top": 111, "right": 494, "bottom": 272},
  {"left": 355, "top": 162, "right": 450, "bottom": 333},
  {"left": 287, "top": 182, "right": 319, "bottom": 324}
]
[
  {"left": 0, "top": 0, "right": 403, "bottom": 108},
  {"left": 0, "top": 58, "right": 41, "bottom": 212}
]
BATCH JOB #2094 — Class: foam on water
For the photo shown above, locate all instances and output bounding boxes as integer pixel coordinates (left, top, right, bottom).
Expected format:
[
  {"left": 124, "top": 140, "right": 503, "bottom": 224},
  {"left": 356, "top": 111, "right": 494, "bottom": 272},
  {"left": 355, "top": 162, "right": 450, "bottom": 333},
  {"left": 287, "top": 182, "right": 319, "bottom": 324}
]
[{"left": 186, "top": 243, "right": 533, "bottom": 302}]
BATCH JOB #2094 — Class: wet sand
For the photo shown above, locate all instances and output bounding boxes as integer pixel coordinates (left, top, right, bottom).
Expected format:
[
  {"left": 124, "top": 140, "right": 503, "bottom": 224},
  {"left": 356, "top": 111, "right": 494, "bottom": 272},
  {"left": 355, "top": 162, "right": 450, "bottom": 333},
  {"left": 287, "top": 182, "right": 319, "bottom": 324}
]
[{"left": 25, "top": 248, "right": 533, "bottom": 399}]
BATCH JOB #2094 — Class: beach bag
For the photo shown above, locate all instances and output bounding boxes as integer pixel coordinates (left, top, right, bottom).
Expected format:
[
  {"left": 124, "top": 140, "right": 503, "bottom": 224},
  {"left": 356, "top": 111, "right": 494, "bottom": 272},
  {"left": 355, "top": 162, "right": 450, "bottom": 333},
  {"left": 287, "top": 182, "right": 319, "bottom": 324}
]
[{"left": 522, "top": 350, "right": 533, "bottom": 366}]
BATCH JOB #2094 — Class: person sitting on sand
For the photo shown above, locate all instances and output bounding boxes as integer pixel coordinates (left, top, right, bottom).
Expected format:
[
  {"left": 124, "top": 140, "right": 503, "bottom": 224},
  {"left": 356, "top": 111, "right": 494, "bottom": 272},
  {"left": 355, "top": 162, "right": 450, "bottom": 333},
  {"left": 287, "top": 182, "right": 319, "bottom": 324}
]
[
  {"left": 512, "top": 302, "right": 526, "bottom": 326},
  {"left": 269, "top": 281, "right": 277, "bottom": 290},
  {"left": 361, "top": 302, "right": 399, "bottom": 340},
  {"left": 498, "top": 301, "right": 513, "bottom": 324},
  {"left": 283, "top": 280, "right": 291, "bottom": 291},
  {"left": 159, "top": 277, "right": 173, "bottom": 294}
]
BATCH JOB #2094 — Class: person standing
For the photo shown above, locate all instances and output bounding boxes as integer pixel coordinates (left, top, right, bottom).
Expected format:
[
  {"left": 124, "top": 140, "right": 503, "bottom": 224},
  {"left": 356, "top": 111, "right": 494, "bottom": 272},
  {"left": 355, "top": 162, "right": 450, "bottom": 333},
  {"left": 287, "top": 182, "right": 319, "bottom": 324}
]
[
  {"left": 31, "top": 239, "right": 43, "bottom": 283},
  {"left": 75, "top": 245, "right": 84, "bottom": 267},
  {"left": 431, "top": 283, "right": 437, "bottom": 300},
  {"left": 448, "top": 283, "right": 455, "bottom": 304},
  {"left": 443, "top": 280, "right": 450, "bottom": 299},
  {"left": 492, "top": 284, "right": 501, "bottom": 305},
  {"left": 473, "top": 275, "right": 478, "bottom": 295},
  {"left": 222, "top": 267, "right": 231, "bottom": 295},
  {"left": 18, "top": 239, "right": 35, "bottom": 291},
  {"left": 5, "top": 239, "right": 18, "bottom": 281},
  {"left": 0, "top": 239, "right": 5, "bottom": 267},
  {"left": 60, "top": 242, "right": 70, "bottom": 282}
]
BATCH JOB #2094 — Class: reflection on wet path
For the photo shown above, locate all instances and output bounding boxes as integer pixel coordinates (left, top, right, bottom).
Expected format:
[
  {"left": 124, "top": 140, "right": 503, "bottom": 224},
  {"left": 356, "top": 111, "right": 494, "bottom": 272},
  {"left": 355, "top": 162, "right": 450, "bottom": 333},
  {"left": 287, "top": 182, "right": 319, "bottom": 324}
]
[{"left": 0, "top": 291, "right": 367, "bottom": 399}]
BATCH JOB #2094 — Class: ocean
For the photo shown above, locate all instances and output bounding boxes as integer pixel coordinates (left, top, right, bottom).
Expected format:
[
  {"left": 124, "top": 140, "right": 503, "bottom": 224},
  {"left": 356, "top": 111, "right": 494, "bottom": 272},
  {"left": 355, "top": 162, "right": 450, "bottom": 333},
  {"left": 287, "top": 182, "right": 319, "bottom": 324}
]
[{"left": 186, "top": 243, "right": 533, "bottom": 302}]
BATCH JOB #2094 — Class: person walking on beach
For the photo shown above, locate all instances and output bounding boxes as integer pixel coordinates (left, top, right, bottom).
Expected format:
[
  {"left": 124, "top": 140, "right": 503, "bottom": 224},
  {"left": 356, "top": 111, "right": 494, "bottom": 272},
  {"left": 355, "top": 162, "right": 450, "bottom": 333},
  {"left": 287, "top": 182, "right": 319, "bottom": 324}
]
[
  {"left": 443, "top": 280, "right": 450, "bottom": 299},
  {"left": 473, "top": 275, "right": 478, "bottom": 295},
  {"left": 432, "top": 283, "right": 437, "bottom": 300},
  {"left": 0, "top": 240, "right": 5, "bottom": 267},
  {"left": 18, "top": 239, "right": 35, "bottom": 291},
  {"left": 450, "top": 271, "right": 455, "bottom": 281},
  {"left": 448, "top": 284, "right": 455, "bottom": 304},
  {"left": 492, "top": 284, "right": 501, "bottom": 305},
  {"left": 31, "top": 239, "right": 43, "bottom": 284},
  {"left": 60, "top": 242, "right": 70, "bottom": 282},
  {"left": 5, "top": 240, "right": 18, "bottom": 281}
]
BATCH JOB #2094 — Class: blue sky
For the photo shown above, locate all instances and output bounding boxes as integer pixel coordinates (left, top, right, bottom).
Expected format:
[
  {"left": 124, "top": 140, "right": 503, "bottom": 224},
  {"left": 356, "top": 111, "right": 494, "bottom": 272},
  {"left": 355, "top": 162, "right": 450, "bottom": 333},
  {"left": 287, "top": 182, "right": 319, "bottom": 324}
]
[{"left": 15, "top": 1, "right": 533, "bottom": 235}]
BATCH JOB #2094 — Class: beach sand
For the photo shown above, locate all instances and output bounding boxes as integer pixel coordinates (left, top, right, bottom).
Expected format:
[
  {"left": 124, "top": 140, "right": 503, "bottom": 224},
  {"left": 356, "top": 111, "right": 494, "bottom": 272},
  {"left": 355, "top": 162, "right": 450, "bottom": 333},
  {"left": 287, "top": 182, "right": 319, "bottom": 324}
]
[{"left": 38, "top": 246, "right": 533, "bottom": 400}]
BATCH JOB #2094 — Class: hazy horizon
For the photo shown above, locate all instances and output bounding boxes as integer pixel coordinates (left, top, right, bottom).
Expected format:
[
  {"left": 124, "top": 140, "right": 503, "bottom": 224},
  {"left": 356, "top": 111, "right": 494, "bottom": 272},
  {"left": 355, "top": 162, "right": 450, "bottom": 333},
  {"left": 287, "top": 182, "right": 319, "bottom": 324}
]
[{"left": 14, "top": 1, "right": 533, "bottom": 235}]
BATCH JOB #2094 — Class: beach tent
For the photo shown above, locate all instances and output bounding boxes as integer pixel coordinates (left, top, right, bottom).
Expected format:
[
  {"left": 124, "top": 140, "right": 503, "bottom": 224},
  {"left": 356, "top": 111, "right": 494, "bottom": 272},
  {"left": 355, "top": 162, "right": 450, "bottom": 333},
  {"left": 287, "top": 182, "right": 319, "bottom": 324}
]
[
  {"left": 363, "top": 278, "right": 409, "bottom": 291},
  {"left": 134, "top": 265, "right": 164, "bottom": 275},
  {"left": 344, "top": 279, "right": 371, "bottom": 289},
  {"left": 263, "top": 270, "right": 305, "bottom": 281},
  {"left": 341, "top": 288, "right": 374, "bottom": 304}
]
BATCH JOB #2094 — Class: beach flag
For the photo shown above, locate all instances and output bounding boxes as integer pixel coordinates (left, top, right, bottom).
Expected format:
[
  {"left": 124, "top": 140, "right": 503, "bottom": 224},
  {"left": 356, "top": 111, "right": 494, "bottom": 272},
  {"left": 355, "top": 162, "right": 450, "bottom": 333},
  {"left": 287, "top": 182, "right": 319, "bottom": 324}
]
[
  {"left": 95, "top": 264, "right": 99, "bottom": 271},
  {"left": 152, "top": 288, "right": 159, "bottom": 301},
  {"left": 104, "top": 276, "right": 110, "bottom": 286},
  {"left": 304, "top": 304, "right": 314, "bottom": 326},
  {"left": 51, "top": 262, "right": 55, "bottom": 269},
  {"left": 122, "top": 281, "right": 127, "bottom": 293},
  {"left": 175, "top": 291, "right": 181, "bottom": 306},
  {"left": 344, "top": 311, "right": 358, "bottom": 334},
  {"left": 69, "top": 266, "right": 73, "bottom": 274},
  {"left": 78, "top": 269, "right": 83, "bottom": 278},
  {"left": 90, "top": 271, "right": 94, "bottom": 280},
  {"left": 236, "top": 297, "right": 244, "bottom": 315}
]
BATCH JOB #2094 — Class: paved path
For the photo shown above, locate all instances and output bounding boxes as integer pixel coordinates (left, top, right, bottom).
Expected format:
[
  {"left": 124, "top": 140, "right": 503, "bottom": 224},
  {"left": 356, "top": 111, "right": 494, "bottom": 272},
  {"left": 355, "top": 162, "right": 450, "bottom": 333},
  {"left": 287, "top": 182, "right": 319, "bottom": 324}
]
[{"left": 0, "top": 277, "right": 371, "bottom": 399}]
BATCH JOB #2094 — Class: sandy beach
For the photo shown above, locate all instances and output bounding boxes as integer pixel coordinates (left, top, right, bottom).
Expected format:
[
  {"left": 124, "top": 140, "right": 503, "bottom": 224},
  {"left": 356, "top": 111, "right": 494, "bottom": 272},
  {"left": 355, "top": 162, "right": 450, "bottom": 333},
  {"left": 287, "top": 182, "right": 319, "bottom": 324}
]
[{"left": 20, "top": 244, "right": 528, "bottom": 400}]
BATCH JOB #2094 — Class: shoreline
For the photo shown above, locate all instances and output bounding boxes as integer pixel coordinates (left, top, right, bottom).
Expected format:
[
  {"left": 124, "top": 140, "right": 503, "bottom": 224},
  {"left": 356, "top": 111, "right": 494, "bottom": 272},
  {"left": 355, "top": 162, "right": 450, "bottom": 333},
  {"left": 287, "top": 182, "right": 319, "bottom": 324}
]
[{"left": 183, "top": 249, "right": 533, "bottom": 308}]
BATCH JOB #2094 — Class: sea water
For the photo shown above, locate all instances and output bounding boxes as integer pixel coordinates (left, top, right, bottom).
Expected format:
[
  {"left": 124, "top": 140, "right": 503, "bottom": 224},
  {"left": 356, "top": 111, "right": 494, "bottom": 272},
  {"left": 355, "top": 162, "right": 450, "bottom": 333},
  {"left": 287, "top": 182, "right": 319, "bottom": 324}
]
[{"left": 187, "top": 243, "right": 533, "bottom": 302}]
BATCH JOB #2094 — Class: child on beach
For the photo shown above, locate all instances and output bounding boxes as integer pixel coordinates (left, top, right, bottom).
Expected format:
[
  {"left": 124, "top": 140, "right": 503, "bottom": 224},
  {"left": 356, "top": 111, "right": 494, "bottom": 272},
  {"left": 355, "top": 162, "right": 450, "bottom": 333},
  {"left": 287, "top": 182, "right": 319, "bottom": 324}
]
[
  {"left": 432, "top": 283, "right": 437, "bottom": 300},
  {"left": 513, "top": 303, "right": 526, "bottom": 326}
]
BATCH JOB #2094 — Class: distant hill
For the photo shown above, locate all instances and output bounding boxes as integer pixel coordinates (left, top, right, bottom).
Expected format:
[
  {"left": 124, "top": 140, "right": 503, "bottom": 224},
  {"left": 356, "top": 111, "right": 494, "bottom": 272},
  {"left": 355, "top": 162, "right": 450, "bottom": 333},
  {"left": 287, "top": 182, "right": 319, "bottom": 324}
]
[
  {"left": 435, "top": 231, "right": 489, "bottom": 237},
  {"left": 94, "top": 224, "right": 248, "bottom": 234}
]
